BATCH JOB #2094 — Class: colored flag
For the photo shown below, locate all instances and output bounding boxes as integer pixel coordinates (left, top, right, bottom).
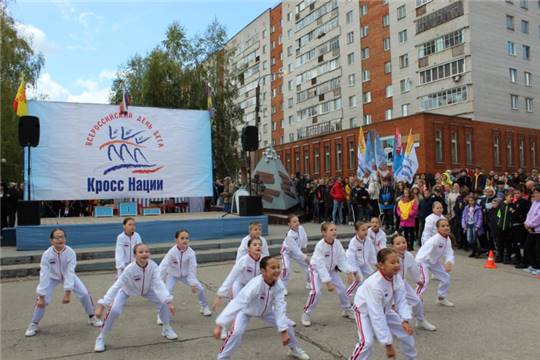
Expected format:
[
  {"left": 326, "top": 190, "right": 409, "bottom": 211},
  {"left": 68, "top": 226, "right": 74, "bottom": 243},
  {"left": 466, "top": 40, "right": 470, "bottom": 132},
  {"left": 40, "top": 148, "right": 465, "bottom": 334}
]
[
  {"left": 393, "top": 127, "right": 404, "bottom": 174},
  {"left": 119, "top": 87, "right": 130, "bottom": 114},
  {"left": 207, "top": 82, "right": 215, "bottom": 117},
  {"left": 395, "top": 129, "right": 418, "bottom": 183},
  {"left": 374, "top": 131, "right": 388, "bottom": 172},
  {"left": 13, "top": 77, "right": 28, "bottom": 117},
  {"left": 365, "top": 130, "right": 376, "bottom": 173},
  {"left": 357, "top": 127, "right": 370, "bottom": 177}
]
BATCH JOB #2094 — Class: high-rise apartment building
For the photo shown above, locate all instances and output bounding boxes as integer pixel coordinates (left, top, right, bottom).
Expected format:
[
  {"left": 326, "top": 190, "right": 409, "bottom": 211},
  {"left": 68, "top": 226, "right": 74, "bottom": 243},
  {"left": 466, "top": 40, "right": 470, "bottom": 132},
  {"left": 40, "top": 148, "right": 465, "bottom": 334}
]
[{"left": 227, "top": 0, "right": 540, "bottom": 175}]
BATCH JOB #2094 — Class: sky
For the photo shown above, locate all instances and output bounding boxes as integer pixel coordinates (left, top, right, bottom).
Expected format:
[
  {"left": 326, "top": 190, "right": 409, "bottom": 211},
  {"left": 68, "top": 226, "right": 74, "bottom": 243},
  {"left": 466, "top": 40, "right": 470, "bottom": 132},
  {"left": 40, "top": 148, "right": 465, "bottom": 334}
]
[{"left": 9, "top": 0, "right": 276, "bottom": 104}]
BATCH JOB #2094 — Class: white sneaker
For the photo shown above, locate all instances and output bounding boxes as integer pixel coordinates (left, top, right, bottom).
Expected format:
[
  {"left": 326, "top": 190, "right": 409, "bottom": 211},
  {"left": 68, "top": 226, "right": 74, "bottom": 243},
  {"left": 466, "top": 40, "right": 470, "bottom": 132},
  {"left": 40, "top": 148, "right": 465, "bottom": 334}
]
[
  {"left": 161, "top": 325, "right": 178, "bottom": 340},
  {"left": 200, "top": 305, "right": 212, "bottom": 316},
  {"left": 301, "top": 313, "right": 311, "bottom": 327},
  {"left": 288, "top": 347, "right": 310, "bottom": 360},
  {"left": 156, "top": 314, "right": 163, "bottom": 325},
  {"left": 436, "top": 298, "right": 455, "bottom": 307},
  {"left": 220, "top": 326, "right": 228, "bottom": 340},
  {"left": 284, "top": 288, "right": 289, "bottom": 296},
  {"left": 305, "top": 282, "right": 311, "bottom": 290},
  {"left": 25, "top": 323, "right": 39, "bottom": 337},
  {"left": 88, "top": 316, "right": 103, "bottom": 327},
  {"left": 288, "top": 318, "right": 296, "bottom": 327},
  {"left": 94, "top": 335, "right": 105, "bottom": 352},
  {"left": 341, "top": 308, "right": 355, "bottom": 320},
  {"left": 417, "top": 319, "right": 437, "bottom": 331}
]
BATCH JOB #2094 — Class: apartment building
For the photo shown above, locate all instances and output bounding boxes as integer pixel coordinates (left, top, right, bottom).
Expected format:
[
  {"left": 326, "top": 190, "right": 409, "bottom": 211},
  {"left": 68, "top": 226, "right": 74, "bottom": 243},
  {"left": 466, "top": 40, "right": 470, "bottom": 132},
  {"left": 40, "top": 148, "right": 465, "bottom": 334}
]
[{"left": 226, "top": 0, "right": 540, "bottom": 175}]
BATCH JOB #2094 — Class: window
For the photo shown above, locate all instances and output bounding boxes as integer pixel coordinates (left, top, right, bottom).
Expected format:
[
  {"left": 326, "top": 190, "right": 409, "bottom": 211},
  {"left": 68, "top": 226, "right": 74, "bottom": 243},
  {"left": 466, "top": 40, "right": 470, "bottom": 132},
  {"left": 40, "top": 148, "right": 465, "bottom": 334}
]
[
  {"left": 346, "top": 10, "right": 353, "bottom": 24},
  {"left": 416, "top": 0, "right": 432, "bottom": 6},
  {"left": 349, "top": 95, "right": 357, "bottom": 108},
  {"left": 419, "top": 58, "right": 465, "bottom": 84},
  {"left": 385, "top": 85, "right": 393, "bottom": 98},
  {"left": 288, "top": 115, "right": 294, "bottom": 125},
  {"left": 531, "top": 140, "right": 537, "bottom": 168},
  {"left": 363, "top": 91, "right": 372, "bottom": 103},
  {"left": 521, "top": 20, "right": 529, "bottom": 33},
  {"left": 399, "top": 30, "right": 408, "bottom": 43},
  {"left": 420, "top": 86, "right": 468, "bottom": 110},
  {"left": 520, "top": 0, "right": 528, "bottom": 9},
  {"left": 287, "top": 46, "right": 292, "bottom": 57},
  {"left": 525, "top": 97, "right": 533, "bottom": 112},
  {"left": 435, "top": 129, "right": 443, "bottom": 162},
  {"left": 397, "top": 5, "right": 406, "bottom": 20},
  {"left": 383, "top": 14, "right": 389, "bottom": 27},
  {"left": 324, "top": 144, "right": 331, "bottom": 173},
  {"left": 401, "top": 103, "right": 410, "bottom": 116},
  {"left": 507, "top": 41, "right": 516, "bottom": 56},
  {"left": 384, "top": 61, "right": 392, "bottom": 74},
  {"left": 295, "top": 150, "right": 300, "bottom": 172},
  {"left": 416, "top": 1, "right": 464, "bottom": 34},
  {"left": 519, "top": 138, "right": 525, "bottom": 167},
  {"left": 287, "top": 12, "right": 292, "bottom": 21},
  {"left": 400, "top": 78, "right": 412, "bottom": 93},
  {"left": 349, "top": 117, "right": 356, "bottom": 128},
  {"left": 336, "top": 143, "right": 342, "bottom": 171},
  {"left": 361, "top": 47, "right": 369, "bottom": 59},
  {"left": 494, "top": 135, "right": 501, "bottom": 166},
  {"left": 466, "top": 132, "right": 473, "bottom": 164},
  {"left": 507, "top": 136, "right": 513, "bottom": 167},
  {"left": 418, "top": 29, "right": 465, "bottom": 57},
  {"left": 509, "top": 68, "right": 517, "bottom": 83},
  {"left": 360, "top": 26, "right": 369, "bottom": 38},
  {"left": 451, "top": 131, "right": 459, "bottom": 163},
  {"left": 348, "top": 141, "right": 355, "bottom": 170},
  {"left": 347, "top": 31, "right": 355, "bottom": 44},
  {"left": 399, "top": 54, "right": 409, "bottom": 68},
  {"left": 286, "top": 153, "right": 291, "bottom": 172},
  {"left": 506, "top": 15, "right": 514, "bottom": 30},
  {"left": 288, "top": 97, "right": 294, "bottom": 108},
  {"left": 348, "top": 73, "right": 356, "bottom": 86},
  {"left": 511, "top": 94, "right": 519, "bottom": 110},
  {"left": 362, "top": 70, "right": 370, "bottom": 82},
  {"left": 262, "top": 29, "right": 267, "bottom": 38},
  {"left": 524, "top": 71, "right": 532, "bottom": 86},
  {"left": 304, "top": 149, "right": 310, "bottom": 174},
  {"left": 383, "top": 37, "right": 391, "bottom": 51},
  {"left": 360, "top": 4, "right": 368, "bottom": 16},
  {"left": 289, "top": 133, "right": 295, "bottom": 142},
  {"left": 348, "top": 52, "right": 355, "bottom": 64},
  {"left": 314, "top": 147, "right": 320, "bottom": 173},
  {"left": 288, "top": 29, "right": 293, "bottom": 39},
  {"left": 363, "top": 114, "right": 372, "bottom": 125},
  {"left": 385, "top": 109, "right": 393, "bottom": 120},
  {"left": 522, "top": 45, "right": 530, "bottom": 60}
]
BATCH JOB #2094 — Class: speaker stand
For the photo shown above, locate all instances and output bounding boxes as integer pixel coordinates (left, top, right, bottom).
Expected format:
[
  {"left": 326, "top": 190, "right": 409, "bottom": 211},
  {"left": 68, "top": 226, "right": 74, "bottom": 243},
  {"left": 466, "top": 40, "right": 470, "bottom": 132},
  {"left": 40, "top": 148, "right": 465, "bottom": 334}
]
[{"left": 26, "top": 145, "right": 32, "bottom": 201}]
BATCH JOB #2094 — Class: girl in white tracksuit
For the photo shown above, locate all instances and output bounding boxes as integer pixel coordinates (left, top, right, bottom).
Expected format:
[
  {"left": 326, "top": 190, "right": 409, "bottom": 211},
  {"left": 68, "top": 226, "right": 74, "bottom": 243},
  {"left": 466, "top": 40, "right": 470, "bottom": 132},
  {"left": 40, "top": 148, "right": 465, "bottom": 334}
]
[
  {"left": 94, "top": 244, "right": 177, "bottom": 352},
  {"left": 302, "top": 222, "right": 355, "bottom": 326},
  {"left": 236, "top": 221, "right": 269, "bottom": 262},
  {"left": 391, "top": 235, "right": 437, "bottom": 332},
  {"left": 415, "top": 218, "right": 455, "bottom": 307},
  {"left": 420, "top": 202, "right": 445, "bottom": 247},
  {"left": 213, "top": 256, "right": 310, "bottom": 360},
  {"left": 158, "top": 229, "right": 211, "bottom": 323},
  {"left": 281, "top": 215, "right": 310, "bottom": 290},
  {"left": 115, "top": 217, "right": 142, "bottom": 276},
  {"left": 349, "top": 248, "right": 416, "bottom": 360},
  {"left": 345, "top": 222, "right": 376, "bottom": 299},
  {"left": 367, "top": 217, "right": 387, "bottom": 252},
  {"left": 24, "top": 228, "right": 102, "bottom": 337}
]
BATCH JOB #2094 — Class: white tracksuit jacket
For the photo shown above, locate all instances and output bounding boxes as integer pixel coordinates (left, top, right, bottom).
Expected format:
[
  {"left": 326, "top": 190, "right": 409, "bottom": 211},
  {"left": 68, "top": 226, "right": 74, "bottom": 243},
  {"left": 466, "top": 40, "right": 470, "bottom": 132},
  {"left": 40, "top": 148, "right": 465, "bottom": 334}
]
[
  {"left": 98, "top": 260, "right": 172, "bottom": 306},
  {"left": 158, "top": 246, "right": 199, "bottom": 284},
  {"left": 367, "top": 228, "right": 387, "bottom": 253},
  {"left": 415, "top": 233, "right": 455, "bottom": 266},
  {"left": 420, "top": 214, "right": 445, "bottom": 246},
  {"left": 346, "top": 236, "right": 377, "bottom": 278},
  {"left": 310, "top": 239, "right": 354, "bottom": 283},
  {"left": 217, "top": 254, "right": 262, "bottom": 297},
  {"left": 399, "top": 251, "right": 421, "bottom": 283},
  {"left": 216, "top": 275, "right": 289, "bottom": 332},
  {"left": 281, "top": 226, "right": 308, "bottom": 260},
  {"left": 36, "top": 246, "right": 78, "bottom": 295},
  {"left": 236, "top": 235, "right": 269, "bottom": 263},
  {"left": 115, "top": 232, "right": 142, "bottom": 270}
]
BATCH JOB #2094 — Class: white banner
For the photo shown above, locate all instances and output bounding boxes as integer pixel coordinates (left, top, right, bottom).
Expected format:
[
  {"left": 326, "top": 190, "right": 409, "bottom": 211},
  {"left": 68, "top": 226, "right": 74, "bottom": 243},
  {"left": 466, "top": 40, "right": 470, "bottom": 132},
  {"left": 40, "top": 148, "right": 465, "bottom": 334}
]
[{"left": 26, "top": 101, "right": 213, "bottom": 200}]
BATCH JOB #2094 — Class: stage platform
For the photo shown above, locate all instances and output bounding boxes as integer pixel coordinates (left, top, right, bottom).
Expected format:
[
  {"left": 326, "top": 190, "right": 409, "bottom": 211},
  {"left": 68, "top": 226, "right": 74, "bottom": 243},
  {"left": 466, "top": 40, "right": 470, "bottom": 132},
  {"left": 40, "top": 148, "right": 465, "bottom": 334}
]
[{"left": 15, "top": 212, "right": 268, "bottom": 251}]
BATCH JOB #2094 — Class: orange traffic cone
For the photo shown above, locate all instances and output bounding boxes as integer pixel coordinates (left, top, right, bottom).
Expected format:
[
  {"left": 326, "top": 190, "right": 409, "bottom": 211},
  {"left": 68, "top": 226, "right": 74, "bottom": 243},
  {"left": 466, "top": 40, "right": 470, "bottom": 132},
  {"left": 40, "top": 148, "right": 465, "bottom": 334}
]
[{"left": 484, "top": 250, "right": 497, "bottom": 269}]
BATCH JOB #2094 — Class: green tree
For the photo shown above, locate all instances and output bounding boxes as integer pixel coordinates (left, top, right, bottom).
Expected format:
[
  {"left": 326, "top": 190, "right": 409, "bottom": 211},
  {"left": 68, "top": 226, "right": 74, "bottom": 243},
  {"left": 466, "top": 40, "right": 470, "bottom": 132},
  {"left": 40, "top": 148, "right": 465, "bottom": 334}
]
[{"left": 0, "top": 5, "right": 44, "bottom": 182}]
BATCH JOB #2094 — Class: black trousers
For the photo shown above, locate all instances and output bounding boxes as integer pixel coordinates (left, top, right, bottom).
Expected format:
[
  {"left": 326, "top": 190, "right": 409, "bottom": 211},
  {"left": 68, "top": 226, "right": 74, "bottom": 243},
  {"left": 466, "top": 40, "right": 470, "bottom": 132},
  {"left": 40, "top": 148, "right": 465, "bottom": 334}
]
[
  {"left": 511, "top": 225, "right": 527, "bottom": 261},
  {"left": 401, "top": 226, "right": 416, "bottom": 250},
  {"left": 496, "top": 229, "right": 513, "bottom": 259},
  {"left": 524, "top": 233, "right": 540, "bottom": 269}
]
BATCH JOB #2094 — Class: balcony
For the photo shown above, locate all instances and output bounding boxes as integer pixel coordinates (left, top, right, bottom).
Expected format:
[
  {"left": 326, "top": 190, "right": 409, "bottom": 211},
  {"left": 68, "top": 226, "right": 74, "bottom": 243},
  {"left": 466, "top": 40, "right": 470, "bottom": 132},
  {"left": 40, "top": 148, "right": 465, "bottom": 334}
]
[{"left": 297, "top": 119, "right": 342, "bottom": 140}]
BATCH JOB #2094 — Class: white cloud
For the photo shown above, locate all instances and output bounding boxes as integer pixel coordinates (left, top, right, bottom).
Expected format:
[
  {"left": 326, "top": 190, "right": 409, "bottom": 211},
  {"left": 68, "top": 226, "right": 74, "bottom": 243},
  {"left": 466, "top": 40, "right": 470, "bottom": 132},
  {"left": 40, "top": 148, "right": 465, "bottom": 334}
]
[
  {"left": 28, "top": 72, "right": 111, "bottom": 104},
  {"left": 28, "top": 73, "right": 70, "bottom": 101},
  {"left": 67, "top": 88, "right": 111, "bottom": 104},
  {"left": 14, "top": 23, "right": 56, "bottom": 56},
  {"left": 99, "top": 69, "right": 117, "bottom": 80}
]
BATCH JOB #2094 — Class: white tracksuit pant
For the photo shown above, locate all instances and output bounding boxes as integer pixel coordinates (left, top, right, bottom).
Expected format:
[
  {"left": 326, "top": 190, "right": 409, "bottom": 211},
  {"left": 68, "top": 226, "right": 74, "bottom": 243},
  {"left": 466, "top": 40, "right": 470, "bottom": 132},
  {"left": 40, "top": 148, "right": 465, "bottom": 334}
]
[
  {"left": 100, "top": 289, "right": 169, "bottom": 336},
  {"left": 415, "top": 262, "right": 450, "bottom": 300},
  {"left": 31, "top": 276, "right": 95, "bottom": 324},
  {"left": 345, "top": 265, "right": 373, "bottom": 299},
  {"left": 165, "top": 275, "right": 209, "bottom": 307},
  {"left": 404, "top": 282, "right": 425, "bottom": 322},
  {"left": 281, "top": 253, "right": 310, "bottom": 288},
  {"left": 303, "top": 267, "right": 350, "bottom": 315},
  {"left": 349, "top": 306, "right": 417, "bottom": 360},
  {"left": 217, "top": 311, "right": 298, "bottom": 360}
]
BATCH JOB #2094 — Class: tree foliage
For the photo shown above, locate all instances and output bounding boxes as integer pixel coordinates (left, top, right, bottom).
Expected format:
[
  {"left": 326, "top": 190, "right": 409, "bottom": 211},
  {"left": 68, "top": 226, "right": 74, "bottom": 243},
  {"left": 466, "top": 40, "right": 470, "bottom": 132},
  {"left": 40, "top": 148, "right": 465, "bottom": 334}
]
[
  {"left": 0, "top": 5, "right": 44, "bottom": 182},
  {"left": 110, "top": 19, "right": 243, "bottom": 178}
]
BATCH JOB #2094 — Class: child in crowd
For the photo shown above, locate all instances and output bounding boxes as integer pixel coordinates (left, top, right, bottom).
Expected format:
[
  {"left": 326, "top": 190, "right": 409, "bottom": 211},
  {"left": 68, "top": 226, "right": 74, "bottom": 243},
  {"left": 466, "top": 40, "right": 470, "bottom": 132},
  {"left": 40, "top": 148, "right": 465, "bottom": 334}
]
[
  {"left": 115, "top": 217, "right": 142, "bottom": 276},
  {"left": 416, "top": 219, "right": 455, "bottom": 307},
  {"left": 420, "top": 202, "right": 445, "bottom": 247},
  {"left": 345, "top": 222, "right": 376, "bottom": 298},
  {"left": 157, "top": 229, "right": 211, "bottom": 326},
  {"left": 24, "top": 228, "right": 102, "bottom": 337},
  {"left": 461, "top": 195, "right": 484, "bottom": 258},
  {"left": 496, "top": 192, "right": 515, "bottom": 263},
  {"left": 280, "top": 214, "right": 310, "bottom": 293},
  {"left": 391, "top": 235, "right": 437, "bottom": 331},
  {"left": 349, "top": 248, "right": 416, "bottom": 360},
  {"left": 236, "top": 221, "right": 269, "bottom": 262},
  {"left": 94, "top": 244, "right": 177, "bottom": 352},
  {"left": 302, "top": 222, "right": 355, "bottom": 327},
  {"left": 396, "top": 189, "right": 419, "bottom": 251},
  {"left": 213, "top": 256, "right": 310, "bottom": 360},
  {"left": 213, "top": 238, "right": 263, "bottom": 339},
  {"left": 367, "top": 217, "right": 387, "bottom": 252}
]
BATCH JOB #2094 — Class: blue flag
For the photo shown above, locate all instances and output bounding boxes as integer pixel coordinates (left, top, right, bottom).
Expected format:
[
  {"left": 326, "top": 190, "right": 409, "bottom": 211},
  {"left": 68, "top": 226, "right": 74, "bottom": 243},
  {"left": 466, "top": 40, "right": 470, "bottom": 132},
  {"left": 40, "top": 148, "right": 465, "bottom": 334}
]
[
  {"left": 365, "top": 131, "right": 376, "bottom": 174},
  {"left": 374, "top": 131, "right": 388, "bottom": 172}
]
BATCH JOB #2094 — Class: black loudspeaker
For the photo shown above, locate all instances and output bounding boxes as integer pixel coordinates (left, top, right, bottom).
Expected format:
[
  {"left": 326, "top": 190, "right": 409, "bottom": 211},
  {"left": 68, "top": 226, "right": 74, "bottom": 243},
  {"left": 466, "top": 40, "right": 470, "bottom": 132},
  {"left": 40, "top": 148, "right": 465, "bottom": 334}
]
[
  {"left": 19, "top": 116, "right": 40, "bottom": 147},
  {"left": 241, "top": 126, "right": 259, "bottom": 151},
  {"left": 17, "top": 200, "right": 41, "bottom": 225},
  {"left": 239, "top": 196, "right": 263, "bottom": 216}
]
